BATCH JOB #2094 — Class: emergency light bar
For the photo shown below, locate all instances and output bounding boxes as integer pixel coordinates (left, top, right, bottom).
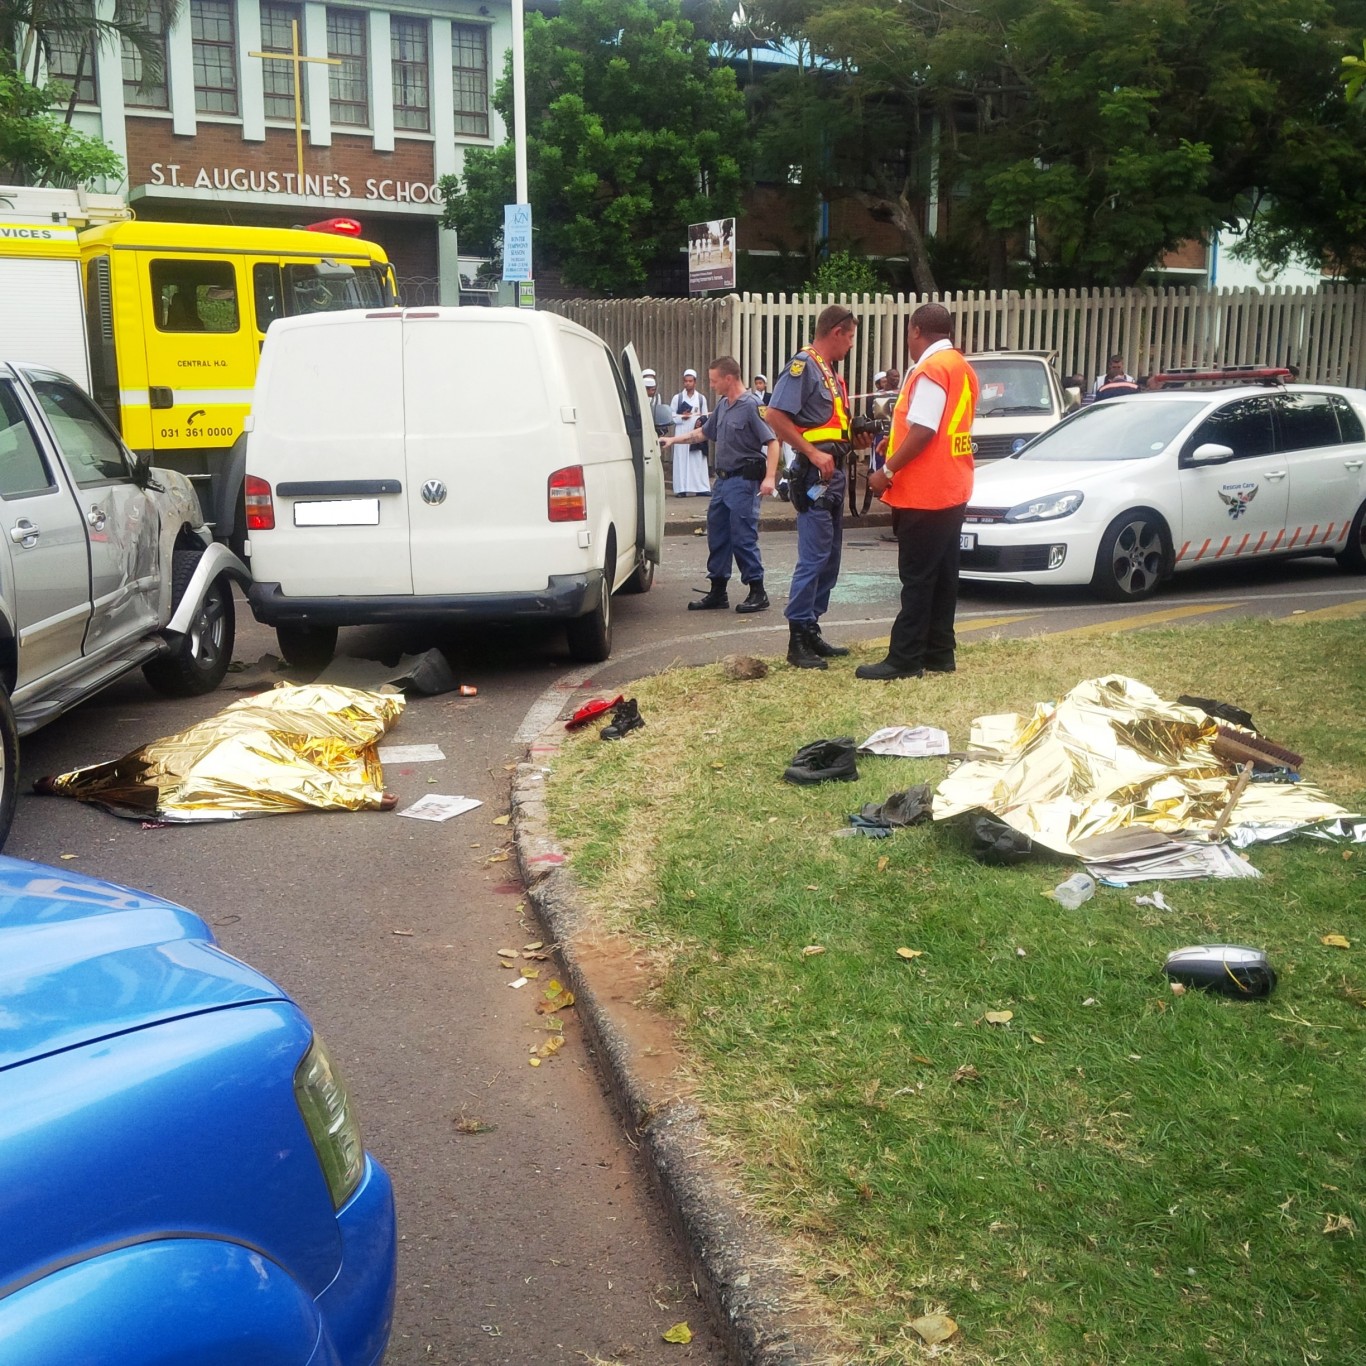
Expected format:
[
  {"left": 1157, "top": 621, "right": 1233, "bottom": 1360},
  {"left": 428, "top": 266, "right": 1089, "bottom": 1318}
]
[
  {"left": 303, "top": 217, "right": 364, "bottom": 237},
  {"left": 1152, "top": 366, "right": 1292, "bottom": 387}
]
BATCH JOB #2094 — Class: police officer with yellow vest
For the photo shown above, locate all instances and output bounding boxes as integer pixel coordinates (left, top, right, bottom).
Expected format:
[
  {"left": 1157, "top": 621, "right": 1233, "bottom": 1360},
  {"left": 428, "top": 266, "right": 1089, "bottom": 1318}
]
[
  {"left": 858, "top": 302, "right": 979, "bottom": 680},
  {"left": 765, "top": 305, "right": 870, "bottom": 669}
]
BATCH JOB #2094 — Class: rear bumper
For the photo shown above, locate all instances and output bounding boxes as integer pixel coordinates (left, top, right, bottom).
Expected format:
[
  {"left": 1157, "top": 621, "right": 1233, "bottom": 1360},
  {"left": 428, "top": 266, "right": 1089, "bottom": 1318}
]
[{"left": 248, "top": 571, "right": 602, "bottom": 626}]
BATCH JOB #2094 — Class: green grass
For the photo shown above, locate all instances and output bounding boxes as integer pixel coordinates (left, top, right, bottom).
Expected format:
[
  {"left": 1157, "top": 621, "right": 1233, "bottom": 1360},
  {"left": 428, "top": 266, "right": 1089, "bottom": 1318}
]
[{"left": 547, "top": 620, "right": 1366, "bottom": 1363}]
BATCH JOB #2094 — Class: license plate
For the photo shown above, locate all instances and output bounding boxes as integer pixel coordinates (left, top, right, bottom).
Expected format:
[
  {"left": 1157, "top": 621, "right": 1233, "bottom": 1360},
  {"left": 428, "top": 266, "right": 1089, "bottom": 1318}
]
[
  {"left": 960, "top": 532, "right": 977, "bottom": 551},
  {"left": 293, "top": 499, "right": 380, "bottom": 527}
]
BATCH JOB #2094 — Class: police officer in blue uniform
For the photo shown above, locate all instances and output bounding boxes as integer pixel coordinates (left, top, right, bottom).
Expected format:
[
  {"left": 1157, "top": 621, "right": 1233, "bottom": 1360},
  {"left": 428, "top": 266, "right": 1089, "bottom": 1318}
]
[
  {"left": 764, "top": 305, "right": 869, "bottom": 667},
  {"left": 661, "top": 356, "right": 781, "bottom": 613}
]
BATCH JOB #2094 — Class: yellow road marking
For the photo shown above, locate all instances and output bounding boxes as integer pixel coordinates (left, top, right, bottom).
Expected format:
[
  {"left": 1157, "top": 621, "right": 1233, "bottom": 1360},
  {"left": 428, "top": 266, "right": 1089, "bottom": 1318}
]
[
  {"left": 1283, "top": 598, "right": 1366, "bottom": 623},
  {"left": 1059, "top": 602, "right": 1247, "bottom": 637},
  {"left": 853, "top": 614, "right": 1040, "bottom": 651}
]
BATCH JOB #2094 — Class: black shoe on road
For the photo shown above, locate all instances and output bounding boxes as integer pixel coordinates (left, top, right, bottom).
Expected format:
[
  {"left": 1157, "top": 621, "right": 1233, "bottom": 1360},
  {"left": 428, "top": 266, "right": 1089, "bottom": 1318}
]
[
  {"left": 736, "top": 582, "right": 769, "bottom": 614},
  {"left": 689, "top": 578, "right": 730, "bottom": 611}
]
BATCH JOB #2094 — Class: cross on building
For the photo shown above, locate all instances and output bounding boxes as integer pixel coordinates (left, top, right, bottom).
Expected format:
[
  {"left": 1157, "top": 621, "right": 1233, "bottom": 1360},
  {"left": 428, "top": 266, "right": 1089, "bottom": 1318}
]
[{"left": 249, "top": 19, "right": 339, "bottom": 185}]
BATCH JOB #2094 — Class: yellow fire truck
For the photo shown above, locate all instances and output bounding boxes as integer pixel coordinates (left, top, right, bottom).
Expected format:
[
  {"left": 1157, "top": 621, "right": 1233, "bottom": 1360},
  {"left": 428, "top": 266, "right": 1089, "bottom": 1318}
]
[{"left": 0, "top": 185, "right": 396, "bottom": 541}]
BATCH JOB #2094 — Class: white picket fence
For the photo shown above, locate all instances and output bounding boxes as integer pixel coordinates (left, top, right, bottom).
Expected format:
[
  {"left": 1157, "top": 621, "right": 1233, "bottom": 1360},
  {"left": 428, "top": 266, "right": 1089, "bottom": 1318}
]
[{"left": 544, "top": 286, "right": 1366, "bottom": 401}]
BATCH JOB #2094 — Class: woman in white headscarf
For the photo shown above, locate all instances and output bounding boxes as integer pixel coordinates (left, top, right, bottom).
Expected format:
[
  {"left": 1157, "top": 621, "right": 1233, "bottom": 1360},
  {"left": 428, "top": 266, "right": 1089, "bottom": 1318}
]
[{"left": 669, "top": 368, "right": 711, "bottom": 496}]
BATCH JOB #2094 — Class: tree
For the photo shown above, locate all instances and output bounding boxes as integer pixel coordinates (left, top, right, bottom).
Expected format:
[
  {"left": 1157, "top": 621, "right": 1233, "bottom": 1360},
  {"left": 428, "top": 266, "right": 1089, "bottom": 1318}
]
[
  {"left": 798, "top": 0, "right": 1366, "bottom": 288},
  {"left": 439, "top": 0, "right": 746, "bottom": 294},
  {"left": 801, "top": 248, "right": 881, "bottom": 296},
  {"left": 0, "top": 68, "right": 121, "bottom": 184},
  {"left": 1, "top": 0, "right": 180, "bottom": 185}
]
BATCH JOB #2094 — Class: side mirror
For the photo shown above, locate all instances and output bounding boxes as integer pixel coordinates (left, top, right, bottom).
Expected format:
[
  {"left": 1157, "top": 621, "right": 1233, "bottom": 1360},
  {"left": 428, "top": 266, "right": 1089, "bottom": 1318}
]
[
  {"left": 129, "top": 447, "right": 154, "bottom": 487},
  {"left": 1190, "top": 442, "right": 1235, "bottom": 465}
]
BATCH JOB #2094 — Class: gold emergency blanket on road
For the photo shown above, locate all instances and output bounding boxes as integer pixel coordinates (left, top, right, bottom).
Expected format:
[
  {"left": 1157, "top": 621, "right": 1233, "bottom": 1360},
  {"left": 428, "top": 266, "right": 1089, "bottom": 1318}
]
[
  {"left": 43, "top": 684, "right": 405, "bottom": 820},
  {"left": 932, "top": 675, "right": 1353, "bottom": 855}
]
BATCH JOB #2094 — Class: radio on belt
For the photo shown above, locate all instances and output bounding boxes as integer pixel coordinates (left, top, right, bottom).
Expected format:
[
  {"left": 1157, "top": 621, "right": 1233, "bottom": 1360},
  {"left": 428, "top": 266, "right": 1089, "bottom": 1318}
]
[{"left": 1162, "top": 945, "right": 1277, "bottom": 999}]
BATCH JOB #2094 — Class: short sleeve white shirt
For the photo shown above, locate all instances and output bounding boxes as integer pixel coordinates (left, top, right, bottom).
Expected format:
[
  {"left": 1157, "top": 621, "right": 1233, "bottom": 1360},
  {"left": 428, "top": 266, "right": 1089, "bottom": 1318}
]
[{"left": 905, "top": 338, "right": 954, "bottom": 430}]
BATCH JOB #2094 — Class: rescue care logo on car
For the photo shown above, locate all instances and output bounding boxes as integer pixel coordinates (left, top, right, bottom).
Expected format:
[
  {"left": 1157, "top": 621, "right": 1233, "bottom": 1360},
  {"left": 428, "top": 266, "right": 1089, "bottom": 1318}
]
[{"left": 1218, "top": 483, "right": 1259, "bottom": 520}]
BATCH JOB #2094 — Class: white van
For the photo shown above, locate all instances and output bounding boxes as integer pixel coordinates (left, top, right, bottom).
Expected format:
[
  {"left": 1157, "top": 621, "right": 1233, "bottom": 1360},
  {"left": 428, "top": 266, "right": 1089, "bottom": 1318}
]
[
  {"left": 242, "top": 307, "right": 664, "bottom": 665},
  {"left": 970, "top": 351, "right": 1080, "bottom": 460}
]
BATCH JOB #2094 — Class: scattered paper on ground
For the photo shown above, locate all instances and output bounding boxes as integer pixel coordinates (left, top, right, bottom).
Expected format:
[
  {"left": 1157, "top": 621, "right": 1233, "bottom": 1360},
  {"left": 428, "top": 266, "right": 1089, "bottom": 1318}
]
[
  {"left": 397, "top": 794, "right": 482, "bottom": 822},
  {"left": 377, "top": 743, "right": 446, "bottom": 763},
  {"left": 858, "top": 725, "right": 950, "bottom": 757}
]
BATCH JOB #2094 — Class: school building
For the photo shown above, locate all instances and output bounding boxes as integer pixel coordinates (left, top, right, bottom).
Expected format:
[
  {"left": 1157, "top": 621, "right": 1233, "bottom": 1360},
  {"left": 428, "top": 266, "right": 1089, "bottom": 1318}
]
[{"left": 46, "top": 0, "right": 513, "bottom": 300}]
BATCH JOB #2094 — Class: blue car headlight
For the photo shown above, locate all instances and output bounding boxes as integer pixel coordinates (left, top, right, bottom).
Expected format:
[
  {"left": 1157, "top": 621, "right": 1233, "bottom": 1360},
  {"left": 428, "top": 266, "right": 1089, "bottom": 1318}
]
[
  {"left": 295, "top": 1035, "right": 366, "bottom": 1209},
  {"left": 1004, "top": 490, "right": 1084, "bottom": 522}
]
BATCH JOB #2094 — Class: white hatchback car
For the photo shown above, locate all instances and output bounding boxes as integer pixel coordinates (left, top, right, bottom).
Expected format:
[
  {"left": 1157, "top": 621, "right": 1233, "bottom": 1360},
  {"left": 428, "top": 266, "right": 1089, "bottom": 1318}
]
[
  {"left": 960, "top": 379, "right": 1366, "bottom": 600},
  {"left": 969, "top": 351, "right": 1079, "bottom": 461}
]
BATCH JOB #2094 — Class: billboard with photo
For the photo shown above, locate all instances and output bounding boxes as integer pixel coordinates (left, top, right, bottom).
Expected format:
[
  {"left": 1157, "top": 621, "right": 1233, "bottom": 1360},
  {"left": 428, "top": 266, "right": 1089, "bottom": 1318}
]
[{"left": 687, "top": 217, "right": 736, "bottom": 293}]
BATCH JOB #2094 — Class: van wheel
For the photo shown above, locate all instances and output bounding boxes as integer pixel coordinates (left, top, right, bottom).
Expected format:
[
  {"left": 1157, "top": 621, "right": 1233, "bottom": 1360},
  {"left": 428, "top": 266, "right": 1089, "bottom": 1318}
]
[
  {"left": 276, "top": 623, "right": 339, "bottom": 672},
  {"left": 143, "top": 550, "right": 236, "bottom": 697},
  {"left": 0, "top": 684, "right": 18, "bottom": 853},
  {"left": 566, "top": 563, "right": 613, "bottom": 663},
  {"left": 620, "top": 551, "right": 655, "bottom": 595}
]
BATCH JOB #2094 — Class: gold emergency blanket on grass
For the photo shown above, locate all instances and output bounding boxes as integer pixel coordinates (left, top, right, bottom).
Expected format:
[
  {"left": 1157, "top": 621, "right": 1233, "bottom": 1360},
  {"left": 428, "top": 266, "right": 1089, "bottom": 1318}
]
[
  {"left": 42, "top": 684, "right": 404, "bottom": 821},
  {"left": 932, "top": 675, "right": 1353, "bottom": 856}
]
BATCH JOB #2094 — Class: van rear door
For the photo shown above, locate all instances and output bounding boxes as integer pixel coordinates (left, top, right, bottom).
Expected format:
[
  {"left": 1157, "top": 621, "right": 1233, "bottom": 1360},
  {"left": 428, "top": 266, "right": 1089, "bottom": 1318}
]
[
  {"left": 621, "top": 344, "right": 663, "bottom": 564},
  {"left": 249, "top": 313, "right": 411, "bottom": 595},
  {"left": 401, "top": 313, "right": 560, "bottom": 595}
]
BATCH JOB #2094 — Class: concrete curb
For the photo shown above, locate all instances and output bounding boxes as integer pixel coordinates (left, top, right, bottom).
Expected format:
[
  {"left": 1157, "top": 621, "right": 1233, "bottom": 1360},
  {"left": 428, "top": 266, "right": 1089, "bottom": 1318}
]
[
  {"left": 665, "top": 507, "right": 893, "bottom": 537},
  {"left": 513, "top": 730, "right": 833, "bottom": 1366}
]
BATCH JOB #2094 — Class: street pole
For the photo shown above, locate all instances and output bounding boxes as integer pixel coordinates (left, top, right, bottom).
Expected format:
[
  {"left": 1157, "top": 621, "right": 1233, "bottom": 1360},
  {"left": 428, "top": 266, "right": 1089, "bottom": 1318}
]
[{"left": 511, "top": 0, "right": 528, "bottom": 204}]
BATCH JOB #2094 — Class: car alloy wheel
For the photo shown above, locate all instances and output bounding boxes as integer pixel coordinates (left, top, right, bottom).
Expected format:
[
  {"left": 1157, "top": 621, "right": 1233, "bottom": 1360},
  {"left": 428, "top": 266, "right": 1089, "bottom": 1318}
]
[{"left": 1094, "top": 511, "right": 1169, "bottom": 601}]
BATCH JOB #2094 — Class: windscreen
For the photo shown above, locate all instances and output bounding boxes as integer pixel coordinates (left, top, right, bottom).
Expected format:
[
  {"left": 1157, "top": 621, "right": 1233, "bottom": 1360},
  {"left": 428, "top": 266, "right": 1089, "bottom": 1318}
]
[
  {"left": 972, "top": 359, "right": 1055, "bottom": 415},
  {"left": 283, "top": 262, "right": 388, "bottom": 314},
  {"left": 1015, "top": 397, "right": 1207, "bottom": 462}
]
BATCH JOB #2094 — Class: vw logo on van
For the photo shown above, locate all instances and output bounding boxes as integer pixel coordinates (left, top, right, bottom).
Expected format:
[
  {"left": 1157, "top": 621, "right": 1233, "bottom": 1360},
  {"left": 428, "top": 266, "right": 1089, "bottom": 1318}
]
[{"left": 421, "top": 479, "right": 447, "bottom": 506}]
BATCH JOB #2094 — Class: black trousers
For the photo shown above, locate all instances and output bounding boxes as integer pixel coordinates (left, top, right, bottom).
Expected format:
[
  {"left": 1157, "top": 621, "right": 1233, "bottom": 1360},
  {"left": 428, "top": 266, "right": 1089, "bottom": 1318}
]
[{"left": 887, "top": 503, "right": 968, "bottom": 670}]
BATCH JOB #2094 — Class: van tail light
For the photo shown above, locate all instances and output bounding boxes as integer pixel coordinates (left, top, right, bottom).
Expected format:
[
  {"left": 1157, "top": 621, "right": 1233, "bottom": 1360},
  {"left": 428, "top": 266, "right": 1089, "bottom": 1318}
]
[
  {"left": 548, "top": 466, "right": 587, "bottom": 522},
  {"left": 245, "top": 475, "right": 276, "bottom": 531}
]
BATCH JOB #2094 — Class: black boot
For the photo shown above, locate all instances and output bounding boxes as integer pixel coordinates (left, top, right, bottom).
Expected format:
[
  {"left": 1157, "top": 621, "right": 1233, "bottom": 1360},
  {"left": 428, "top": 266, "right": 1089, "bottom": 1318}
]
[
  {"left": 786, "top": 624, "right": 828, "bottom": 670},
  {"left": 688, "top": 578, "right": 729, "bottom": 611},
  {"left": 809, "top": 624, "right": 849, "bottom": 657},
  {"left": 736, "top": 580, "right": 769, "bottom": 614},
  {"left": 784, "top": 737, "right": 859, "bottom": 785},
  {"left": 601, "top": 698, "right": 645, "bottom": 740}
]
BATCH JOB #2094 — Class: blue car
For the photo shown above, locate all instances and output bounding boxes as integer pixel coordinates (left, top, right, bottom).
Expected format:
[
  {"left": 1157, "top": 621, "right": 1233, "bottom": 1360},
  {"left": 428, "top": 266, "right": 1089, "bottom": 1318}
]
[{"left": 0, "top": 857, "right": 396, "bottom": 1366}]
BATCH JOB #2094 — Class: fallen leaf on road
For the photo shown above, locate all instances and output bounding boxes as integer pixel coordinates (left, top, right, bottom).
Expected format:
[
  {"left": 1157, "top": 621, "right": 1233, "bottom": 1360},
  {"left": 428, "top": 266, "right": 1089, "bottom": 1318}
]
[
  {"left": 877, "top": 856, "right": 890, "bottom": 872},
  {"left": 952, "top": 1065, "right": 980, "bottom": 1084},
  {"left": 909, "top": 1313, "right": 959, "bottom": 1346},
  {"left": 524, "top": 941, "right": 543, "bottom": 951},
  {"left": 897, "top": 947, "right": 924, "bottom": 960},
  {"left": 492, "top": 814, "right": 510, "bottom": 825},
  {"left": 453, "top": 1116, "right": 495, "bottom": 1134},
  {"left": 662, "top": 1323, "right": 693, "bottom": 1344},
  {"left": 391, "top": 930, "right": 414, "bottom": 937},
  {"left": 497, "top": 948, "right": 518, "bottom": 957},
  {"left": 1321, "top": 934, "right": 1351, "bottom": 949},
  {"left": 1029, "top": 1034, "right": 1046, "bottom": 1045},
  {"left": 984, "top": 1010, "right": 1014, "bottom": 1026},
  {"left": 538, "top": 1036, "right": 565, "bottom": 1059},
  {"left": 522, "top": 968, "right": 540, "bottom": 979},
  {"left": 59, "top": 853, "right": 78, "bottom": 861},
  {"left": 528, "top": 1057, "right": 541, "bottom": 1067},
  {"left": 486, "top": 851, "right": 510, "bottom": 864},
  {"left": 801, "top": 945, "right": 826, "bottom": 957}
]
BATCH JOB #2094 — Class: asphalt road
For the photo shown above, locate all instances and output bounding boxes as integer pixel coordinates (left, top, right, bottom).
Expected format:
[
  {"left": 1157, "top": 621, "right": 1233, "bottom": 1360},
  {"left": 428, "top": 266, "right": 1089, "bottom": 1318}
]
[{"left": 8, "top": 527, "right": 1363, "bottom": 1364}]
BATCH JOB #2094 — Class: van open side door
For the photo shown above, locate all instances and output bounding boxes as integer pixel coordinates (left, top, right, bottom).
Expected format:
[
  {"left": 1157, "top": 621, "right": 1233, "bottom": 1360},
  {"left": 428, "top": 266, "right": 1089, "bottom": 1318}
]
[{"left": 621, "top": 344, "right": 663, "bottom": 565}]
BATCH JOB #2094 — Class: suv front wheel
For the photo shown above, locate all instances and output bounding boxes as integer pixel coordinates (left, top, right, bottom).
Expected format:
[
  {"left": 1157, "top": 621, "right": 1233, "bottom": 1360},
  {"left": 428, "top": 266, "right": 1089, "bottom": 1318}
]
[{"left": 143, "top": 550, "right": 236, "bottom": 697}]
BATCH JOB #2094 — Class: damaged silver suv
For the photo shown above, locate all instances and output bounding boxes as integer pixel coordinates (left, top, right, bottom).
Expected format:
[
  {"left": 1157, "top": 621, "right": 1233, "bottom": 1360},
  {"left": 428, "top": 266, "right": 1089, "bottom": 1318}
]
[{"left": 0, "top": 362, "right": 249, "bottom": 849}]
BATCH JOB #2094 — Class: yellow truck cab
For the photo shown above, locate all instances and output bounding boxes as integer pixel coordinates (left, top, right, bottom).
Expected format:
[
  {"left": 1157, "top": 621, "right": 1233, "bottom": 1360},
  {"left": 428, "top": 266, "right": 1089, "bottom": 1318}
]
[
  {"left": 2, "top": 187, "right": 395, "bottom": 542},
  {"left": 79, "top": 218, "right": 396, "bottom": 542}
]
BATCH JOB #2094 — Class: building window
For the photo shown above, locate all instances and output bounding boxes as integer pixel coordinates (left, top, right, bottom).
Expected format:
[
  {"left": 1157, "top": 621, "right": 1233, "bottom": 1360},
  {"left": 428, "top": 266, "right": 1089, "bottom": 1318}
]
[
  {"left": 47, "top": 0, "right": 98, "bottom": 105},
  {"left": 451, "top": 23, "right": 488, "bottom": 138},
  {"left": 191, "top": 0, "right": 239, "bottom": 115},
  {"left": 120, "top": 1, "right": 168, "bottom": 109},
  {"left": 327, "top": 9, "right": 368, "bottom": 127},
  {"left": 390, "top": 15, "right": 429, "bottom": 132},
  {"left": 260, "top": 1, "right": 306, "bottom": 122}
]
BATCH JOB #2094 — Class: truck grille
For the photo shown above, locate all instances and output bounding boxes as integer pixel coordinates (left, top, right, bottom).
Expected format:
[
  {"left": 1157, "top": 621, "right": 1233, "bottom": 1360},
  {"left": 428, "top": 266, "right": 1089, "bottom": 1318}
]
[{"left": 972, "top": 433, "right": 1028, "bottom": 461}]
